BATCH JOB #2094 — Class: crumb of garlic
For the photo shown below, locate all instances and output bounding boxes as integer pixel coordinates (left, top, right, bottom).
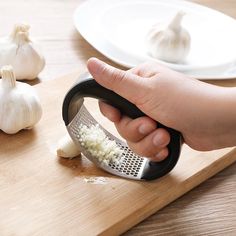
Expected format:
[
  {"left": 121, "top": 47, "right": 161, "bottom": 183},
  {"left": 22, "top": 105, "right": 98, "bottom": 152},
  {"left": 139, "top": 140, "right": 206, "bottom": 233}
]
[{"left": 84, "top": 177, "right": 108, "bottom": 184}]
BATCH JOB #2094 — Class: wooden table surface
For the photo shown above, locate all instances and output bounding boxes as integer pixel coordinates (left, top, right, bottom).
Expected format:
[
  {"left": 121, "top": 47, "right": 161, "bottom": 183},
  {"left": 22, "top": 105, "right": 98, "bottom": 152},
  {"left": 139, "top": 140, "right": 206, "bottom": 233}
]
[{"left": 0, "top": 0, "right": 235, "bottom": 235}]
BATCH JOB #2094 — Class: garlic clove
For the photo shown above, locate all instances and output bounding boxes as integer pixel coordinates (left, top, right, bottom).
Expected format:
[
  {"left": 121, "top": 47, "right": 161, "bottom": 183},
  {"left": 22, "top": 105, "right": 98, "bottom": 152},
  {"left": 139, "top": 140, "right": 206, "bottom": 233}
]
[{"left": 56, "top": 135, "right": 81, "bottom": 158}]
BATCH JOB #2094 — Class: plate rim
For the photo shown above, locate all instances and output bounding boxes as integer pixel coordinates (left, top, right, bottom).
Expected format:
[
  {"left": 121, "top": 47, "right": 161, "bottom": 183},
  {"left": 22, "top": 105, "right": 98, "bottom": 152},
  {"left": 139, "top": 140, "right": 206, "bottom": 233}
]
[{"left": 73, "top": 0, "right": 236, "bottom": 80}]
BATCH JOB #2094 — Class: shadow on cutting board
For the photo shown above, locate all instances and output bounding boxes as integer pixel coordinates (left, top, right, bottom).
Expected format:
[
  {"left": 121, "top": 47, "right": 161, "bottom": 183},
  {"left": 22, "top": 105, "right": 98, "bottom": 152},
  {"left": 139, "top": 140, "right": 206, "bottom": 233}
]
[{"left": 58, "top": 154, "right": 113, "bottom": 178}]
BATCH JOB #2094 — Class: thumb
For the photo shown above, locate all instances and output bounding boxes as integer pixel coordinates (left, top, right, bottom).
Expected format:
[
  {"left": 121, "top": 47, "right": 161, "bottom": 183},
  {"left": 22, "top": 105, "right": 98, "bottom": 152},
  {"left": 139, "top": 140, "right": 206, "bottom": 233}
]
[{"left": 87, "top": 58, "right": 146, "bottom": 104}]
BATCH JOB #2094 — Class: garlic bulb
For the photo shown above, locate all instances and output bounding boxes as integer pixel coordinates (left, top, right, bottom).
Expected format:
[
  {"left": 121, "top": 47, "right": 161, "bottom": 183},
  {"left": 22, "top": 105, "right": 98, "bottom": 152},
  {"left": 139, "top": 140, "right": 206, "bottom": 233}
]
[
  {"left": 0, "top": 65, "right": 42, "bottom": 134},
  {"left": 146, "top": 11, "right": 191, "bottom": 63},
  {"left": 57, "top": 135, "right": 81, "bottom": 158},
  {"left": 0, "top": 23, "right": 45, "bottom": 80}
]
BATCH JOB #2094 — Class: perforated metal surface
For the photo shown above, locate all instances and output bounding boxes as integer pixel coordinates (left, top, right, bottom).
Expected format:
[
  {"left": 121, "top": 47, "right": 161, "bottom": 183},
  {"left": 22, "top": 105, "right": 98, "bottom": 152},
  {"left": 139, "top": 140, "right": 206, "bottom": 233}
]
[
  {"left": 67, "top": 105, "right": 147, "bottom": 180},
  {"left": 109, "top": 145, "right": 144, "bottom": 177}
]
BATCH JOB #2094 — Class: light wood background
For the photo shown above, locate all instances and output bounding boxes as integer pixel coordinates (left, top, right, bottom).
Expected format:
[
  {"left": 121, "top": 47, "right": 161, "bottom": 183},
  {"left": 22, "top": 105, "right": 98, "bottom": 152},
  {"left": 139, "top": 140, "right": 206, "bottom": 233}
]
[{"left": 0, "top": 0, "right": 235, "bottom": 235}]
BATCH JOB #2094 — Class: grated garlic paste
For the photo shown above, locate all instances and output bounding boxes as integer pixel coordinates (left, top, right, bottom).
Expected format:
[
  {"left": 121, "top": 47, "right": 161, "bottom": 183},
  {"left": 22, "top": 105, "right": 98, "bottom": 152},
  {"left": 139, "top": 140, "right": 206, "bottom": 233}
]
[{"left": 77, "top": 124, "right": 123, "bottom": 165}]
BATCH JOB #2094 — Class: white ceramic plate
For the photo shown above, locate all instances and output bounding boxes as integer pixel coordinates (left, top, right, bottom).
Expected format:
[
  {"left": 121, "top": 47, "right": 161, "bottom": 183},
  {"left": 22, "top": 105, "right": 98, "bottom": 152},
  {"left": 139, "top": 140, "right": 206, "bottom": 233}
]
[{"left": 74, "top": 0, "right": 236, "bottom": 79}]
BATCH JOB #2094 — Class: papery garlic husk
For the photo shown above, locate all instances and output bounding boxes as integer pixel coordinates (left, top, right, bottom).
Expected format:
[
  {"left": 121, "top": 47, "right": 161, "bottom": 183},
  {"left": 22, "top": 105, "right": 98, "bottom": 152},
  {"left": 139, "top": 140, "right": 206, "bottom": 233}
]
[
  {"left": 0, "top": 65, "right": 42, "bottom": 134},
  {"left": 56, "top": 135, "right": 81, "bottom": 158},
  {"left": 0, "top": 23, "right": 45, "bottom": 80},
  {"left": 146, "top": 11, "right": 191, "bottom": 63}
]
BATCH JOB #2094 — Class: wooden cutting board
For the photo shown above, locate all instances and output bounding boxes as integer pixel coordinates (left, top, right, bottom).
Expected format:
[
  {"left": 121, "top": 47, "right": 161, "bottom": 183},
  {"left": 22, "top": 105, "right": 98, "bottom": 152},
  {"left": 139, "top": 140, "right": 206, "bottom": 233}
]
[{"left": 0, "top": 72, "right": 235, "bottom": 236}]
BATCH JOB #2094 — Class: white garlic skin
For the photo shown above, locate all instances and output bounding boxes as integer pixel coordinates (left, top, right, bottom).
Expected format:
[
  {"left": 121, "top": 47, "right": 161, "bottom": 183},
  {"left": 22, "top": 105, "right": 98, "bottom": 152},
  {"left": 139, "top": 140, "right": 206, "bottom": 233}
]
[
  {"left": 146, "top": 11, "right": 191, "bottom": 63},
  {"left": 0, "top": 65, "right": 42, "bottom": 134},
  {"left": 0, "top": 23, "right": 45, "bottom": 80},
  {"left": 57, "top": 135, "right": 81, "bottom": 158}
]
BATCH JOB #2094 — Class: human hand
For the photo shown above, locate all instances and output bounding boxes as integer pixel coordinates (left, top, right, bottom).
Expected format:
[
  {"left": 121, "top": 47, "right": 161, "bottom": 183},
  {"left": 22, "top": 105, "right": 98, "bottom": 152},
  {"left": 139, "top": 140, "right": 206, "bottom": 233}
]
[{"left": 87, "top": 58, "right": 236, "bottom": 161}]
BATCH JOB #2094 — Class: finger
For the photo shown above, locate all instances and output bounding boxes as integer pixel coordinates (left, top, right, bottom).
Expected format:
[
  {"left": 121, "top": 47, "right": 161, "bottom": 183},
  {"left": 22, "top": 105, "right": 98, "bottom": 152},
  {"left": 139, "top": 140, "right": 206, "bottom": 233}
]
[
  {"left": 129, "top": 61, "right": 167, "bottom": 78},
  {"left": 149, "top": 147, "right": 169, "bottom": 162},
  {"left": 127, "top": 128, "right": 170, "bottom": 157},
  {"left": 98, "top": 101, "right": 121, "bottom": 123},
  {"left": 115, "top": 116, "right": 157, "bottom": 142},
  {"left": 87, "top": 58, "right": 147, "bottom": 104},
  {"left": 129, "top": 64, "right": 157, "bottom": 78}
]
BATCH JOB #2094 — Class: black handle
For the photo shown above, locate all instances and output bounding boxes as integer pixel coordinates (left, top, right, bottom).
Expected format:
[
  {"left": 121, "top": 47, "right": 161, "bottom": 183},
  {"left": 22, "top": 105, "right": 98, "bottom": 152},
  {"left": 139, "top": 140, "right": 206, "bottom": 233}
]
[{"left": 62, "top": 77, "right": 181, "bottom": 180}]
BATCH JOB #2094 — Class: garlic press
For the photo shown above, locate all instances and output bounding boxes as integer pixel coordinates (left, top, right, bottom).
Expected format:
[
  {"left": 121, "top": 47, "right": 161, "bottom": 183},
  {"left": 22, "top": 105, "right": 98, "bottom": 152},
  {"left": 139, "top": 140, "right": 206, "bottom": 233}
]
[{"left": 62, "top": 74, "right": 181, "bottom": 180}]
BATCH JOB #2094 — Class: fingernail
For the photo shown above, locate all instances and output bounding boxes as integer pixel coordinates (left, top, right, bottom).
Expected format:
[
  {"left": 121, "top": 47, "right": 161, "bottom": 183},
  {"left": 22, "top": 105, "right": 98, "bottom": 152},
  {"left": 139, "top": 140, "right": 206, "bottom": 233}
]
[
  {"left": 139, "top": 124, "right": 153, "bottom": 135},
  {"left": 153, "top": 132, "right": 164, "bottom": 146}
]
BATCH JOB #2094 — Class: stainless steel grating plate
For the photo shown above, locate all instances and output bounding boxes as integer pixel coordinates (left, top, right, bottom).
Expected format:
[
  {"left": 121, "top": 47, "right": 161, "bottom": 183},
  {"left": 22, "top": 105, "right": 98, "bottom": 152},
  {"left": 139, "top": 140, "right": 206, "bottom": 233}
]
[{"left": 67, "top": 105, "right": 147, "bottom": 180}]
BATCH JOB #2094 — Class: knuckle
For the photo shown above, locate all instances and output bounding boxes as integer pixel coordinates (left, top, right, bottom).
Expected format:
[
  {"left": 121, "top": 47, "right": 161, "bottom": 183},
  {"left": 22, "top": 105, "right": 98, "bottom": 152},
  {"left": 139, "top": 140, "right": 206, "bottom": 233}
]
[
  {"left": 99, "top": 65, "right": 113, "bottom": 86},
  {"left": 128, "top": 142, "right": 155, "bottom": 157},
  {"left": 115, "top": 117, "right": 130, "bottom": 133},
  {"left": 111, "top": 69, "right": 127, "bottom": 86},
  {"left": 100, "top": 64, "right": 109, "bottom": 75},
  {"left": 116, "top": 118, "right": 142, "bottom": 142},
  {"left": 116, "top": 126, "right": 133, "bottom": 141}
]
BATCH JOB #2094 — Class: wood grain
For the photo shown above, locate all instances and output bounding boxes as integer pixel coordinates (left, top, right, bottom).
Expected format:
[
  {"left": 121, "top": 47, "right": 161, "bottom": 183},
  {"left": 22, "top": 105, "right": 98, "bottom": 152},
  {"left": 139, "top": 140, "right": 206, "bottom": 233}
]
[
  {"left": 0, "top": 0, "right": 235, "bottom": 235},
  {"left": 0, "top": 73, "right": 235, "bottom": 236}
]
